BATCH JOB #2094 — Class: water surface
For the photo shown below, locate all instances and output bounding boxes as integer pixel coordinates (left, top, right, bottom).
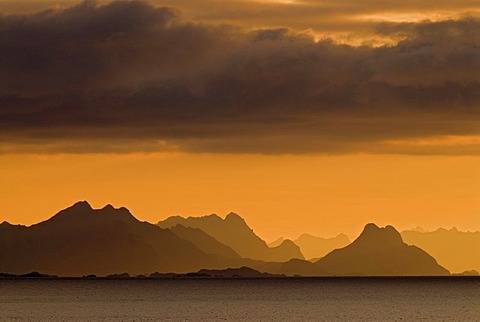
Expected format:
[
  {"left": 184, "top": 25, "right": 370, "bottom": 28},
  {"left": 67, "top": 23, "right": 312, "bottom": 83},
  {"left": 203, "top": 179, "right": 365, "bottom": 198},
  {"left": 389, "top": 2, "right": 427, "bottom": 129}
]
[{"left": 1, "top": 277, "right": 478, "bottom": 321}]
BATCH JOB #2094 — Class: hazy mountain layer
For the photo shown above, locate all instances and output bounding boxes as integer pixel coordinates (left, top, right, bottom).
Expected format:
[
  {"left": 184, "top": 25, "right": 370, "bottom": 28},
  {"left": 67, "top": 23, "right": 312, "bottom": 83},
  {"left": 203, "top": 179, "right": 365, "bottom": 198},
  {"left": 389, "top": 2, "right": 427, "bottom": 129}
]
[
  {"left": 402, "top": 228, "right": 480, "bottom": 273},
  {"left": 316, "top": 224, "right": 450, "bottom": 276},
  {"left": 158, "top": 213, "right": 304, "bottom": 262},
  {"left": 294, "top": 233, "right": 351, "bottom": 260}
]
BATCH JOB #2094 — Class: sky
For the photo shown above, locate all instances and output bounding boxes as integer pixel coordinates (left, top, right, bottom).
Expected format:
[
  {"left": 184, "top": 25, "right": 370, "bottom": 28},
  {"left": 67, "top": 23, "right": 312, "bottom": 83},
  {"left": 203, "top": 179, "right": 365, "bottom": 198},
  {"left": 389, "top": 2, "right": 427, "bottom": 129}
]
[{"left": 0, "top": 0, "right": 479, "bottom": 240}]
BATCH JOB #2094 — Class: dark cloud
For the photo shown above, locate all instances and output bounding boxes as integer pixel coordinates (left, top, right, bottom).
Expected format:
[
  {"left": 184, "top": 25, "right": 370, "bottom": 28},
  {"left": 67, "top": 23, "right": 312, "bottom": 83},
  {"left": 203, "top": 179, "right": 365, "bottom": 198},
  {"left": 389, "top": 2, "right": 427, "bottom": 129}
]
[{"left": 0, "top": 1, "right": 479, "bottom": 154}]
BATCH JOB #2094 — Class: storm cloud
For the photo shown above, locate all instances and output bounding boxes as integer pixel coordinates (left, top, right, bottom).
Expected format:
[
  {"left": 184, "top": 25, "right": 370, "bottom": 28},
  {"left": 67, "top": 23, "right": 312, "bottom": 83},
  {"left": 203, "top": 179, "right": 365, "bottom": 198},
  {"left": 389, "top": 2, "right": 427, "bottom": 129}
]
[{"left": 1, "top": 1, "right": 479, "bottom": 154}]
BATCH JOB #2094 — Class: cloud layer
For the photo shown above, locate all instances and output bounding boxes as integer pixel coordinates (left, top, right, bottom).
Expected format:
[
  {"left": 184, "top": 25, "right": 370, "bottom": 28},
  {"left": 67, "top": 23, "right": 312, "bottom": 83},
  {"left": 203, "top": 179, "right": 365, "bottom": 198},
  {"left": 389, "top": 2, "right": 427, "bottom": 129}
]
[{"left": 1, "top": 1, "right": 479, "bottom": 154}]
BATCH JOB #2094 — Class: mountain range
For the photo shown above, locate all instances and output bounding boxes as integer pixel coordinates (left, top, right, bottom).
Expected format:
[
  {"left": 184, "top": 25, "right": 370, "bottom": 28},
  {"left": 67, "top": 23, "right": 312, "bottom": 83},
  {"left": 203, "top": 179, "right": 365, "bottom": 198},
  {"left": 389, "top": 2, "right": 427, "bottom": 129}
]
[
  {"left": 0, "top": 201, "right": 453, "bottom": 277},
  {"left": 0, "top": 202, "right": 221, "bottom": 276},
  {"left": 158, "top": 214, "right": 304, "bottom": 262},
  {"left": 401, "top": 228, "right": 480, "bottom": 274}
]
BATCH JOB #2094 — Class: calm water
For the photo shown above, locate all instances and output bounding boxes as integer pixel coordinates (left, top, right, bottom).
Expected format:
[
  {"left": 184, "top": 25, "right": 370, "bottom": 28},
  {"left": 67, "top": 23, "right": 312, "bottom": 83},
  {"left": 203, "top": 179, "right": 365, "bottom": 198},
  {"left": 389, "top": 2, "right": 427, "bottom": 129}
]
[{"left": 0, "top": 277, "right": 479, "bottom": 321}]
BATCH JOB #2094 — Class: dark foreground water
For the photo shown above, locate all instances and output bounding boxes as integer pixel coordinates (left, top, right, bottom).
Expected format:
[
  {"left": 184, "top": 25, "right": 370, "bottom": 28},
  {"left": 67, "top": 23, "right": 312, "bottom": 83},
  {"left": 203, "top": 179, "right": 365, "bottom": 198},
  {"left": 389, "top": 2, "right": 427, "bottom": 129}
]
[{"left": 1, "top": 277, "right": 479, "bottom": 321}]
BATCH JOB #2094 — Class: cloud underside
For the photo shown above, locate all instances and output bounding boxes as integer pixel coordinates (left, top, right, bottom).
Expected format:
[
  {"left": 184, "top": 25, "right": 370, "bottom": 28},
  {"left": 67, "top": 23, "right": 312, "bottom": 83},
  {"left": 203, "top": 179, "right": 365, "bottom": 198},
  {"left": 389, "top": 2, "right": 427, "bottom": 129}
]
[{"left": 1, "top": 1, "right": 479, "bottom": 154}]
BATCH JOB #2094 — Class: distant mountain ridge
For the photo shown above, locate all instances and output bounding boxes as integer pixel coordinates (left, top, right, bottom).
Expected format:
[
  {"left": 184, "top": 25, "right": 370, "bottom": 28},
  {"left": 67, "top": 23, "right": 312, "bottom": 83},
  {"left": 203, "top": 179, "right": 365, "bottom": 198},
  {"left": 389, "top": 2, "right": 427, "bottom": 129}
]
[
  {"left": 158, "top": 213, "right": 304, "bottom": 262},
  {"left": 294, "top": 233, "right": 351, "bottom": 260},
  {"left": 401, "top": 227, "right": 480, "bottom": 273},
  {"left": 0, "top": 201, "right": 456, "bottom": 277},
  {"left": 316, "top": 224, "right": 449, "bottom": 276}
]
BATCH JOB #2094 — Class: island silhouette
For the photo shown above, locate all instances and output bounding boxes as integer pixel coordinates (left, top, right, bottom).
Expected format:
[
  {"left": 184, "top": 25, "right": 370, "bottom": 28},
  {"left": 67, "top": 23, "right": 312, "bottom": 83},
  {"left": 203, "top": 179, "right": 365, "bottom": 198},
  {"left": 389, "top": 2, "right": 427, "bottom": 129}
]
[
  {"left": 0, "top": 201, "right": 460, "bottom": 277},
  {"left": 315, "top": 224, "right": 449, "bottom": 276}
]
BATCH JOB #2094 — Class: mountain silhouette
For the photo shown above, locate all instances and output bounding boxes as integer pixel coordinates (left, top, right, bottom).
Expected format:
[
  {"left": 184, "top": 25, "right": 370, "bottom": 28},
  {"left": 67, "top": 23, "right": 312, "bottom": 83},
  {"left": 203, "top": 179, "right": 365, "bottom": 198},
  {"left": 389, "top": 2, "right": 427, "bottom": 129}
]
[
  {"left": 1, "top": 202, "right": 456, "bottom": 277},
  {"left": 0, "top": 201, "right": 221, "bottom": 276},
  {"left": 158, "top": 213, "right": 304, "bottom": 262},
  {"left": 294, "top": 233, "right": 351, "bottom": 260},
  {"left": 169, "top": 224, "right": 240, "bottom": 259},
  {"left": 315, "top": 223, "right": 450, "bottom": 276},
  {"left": 401, "top": 227, "right": 480, "bottom": 274}
]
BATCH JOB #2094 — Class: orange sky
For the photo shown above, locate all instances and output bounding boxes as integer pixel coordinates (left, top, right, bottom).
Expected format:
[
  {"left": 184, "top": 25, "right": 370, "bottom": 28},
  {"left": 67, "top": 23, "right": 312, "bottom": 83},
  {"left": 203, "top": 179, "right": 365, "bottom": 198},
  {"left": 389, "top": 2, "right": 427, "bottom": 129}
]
[{"left": 1, "top": 153, "right": 479, "bottom": 240}]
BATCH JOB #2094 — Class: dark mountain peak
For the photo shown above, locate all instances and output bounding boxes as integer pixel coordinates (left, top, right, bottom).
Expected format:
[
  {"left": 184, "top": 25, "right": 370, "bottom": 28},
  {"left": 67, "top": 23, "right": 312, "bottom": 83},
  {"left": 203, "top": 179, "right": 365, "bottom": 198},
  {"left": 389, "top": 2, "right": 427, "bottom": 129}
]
[
  {"left": 278, "top": 239, "right": 297, "bottom": 247},
  {"left": 356, "top": 223, "right": 403, "bottom": 246},
  {"left": 1, "top": 221, "right": 12, "bottom": 226},
  {"left": 385, "top": 224, "right": 399, "bottom": 234},
  {"left": 71, "top": 200, "right": 93, "bottom": 211},
  {"left": 225, "top": 212, "right": 248, "bottom": 226},
  {"left": 363, "top": 222, "right": 380, "bottom": 233},
  {"left": 102, "top": 204, "right": 115, "bottom": 211},
  {"left": 47, "top": 201, "right": 95, "bottom": 221},
  {"left": 99, "top": 204, "right": 134, "bottom": 218},
  {"left": 42, "top": 201, "right": 138, "bottom": 227}
]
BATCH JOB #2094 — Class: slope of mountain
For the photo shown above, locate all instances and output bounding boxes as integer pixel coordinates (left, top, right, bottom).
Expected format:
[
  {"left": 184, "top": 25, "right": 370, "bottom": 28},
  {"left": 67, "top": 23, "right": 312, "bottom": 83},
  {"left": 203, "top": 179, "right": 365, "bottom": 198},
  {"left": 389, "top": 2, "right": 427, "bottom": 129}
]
[
  {"left": 169, "top": 224, "right": 240, "bottom": 259},
  {"left": 316, "top": 224, "right": 450, "bottom": 276},
  {"left": 269, "top": 239, "right": 304, "bottom": 262},
  {"left": 401, "top": 228, "right": 480, "bottom": 273},
  {"left": 158, "top": 213, "right": 304, "bottom": 262},
  {"left": 294, "top": 233, "right": 351, "bottom": 260},
  {"left": 0, "top": 201, "right": 221, "bottom": 276}
]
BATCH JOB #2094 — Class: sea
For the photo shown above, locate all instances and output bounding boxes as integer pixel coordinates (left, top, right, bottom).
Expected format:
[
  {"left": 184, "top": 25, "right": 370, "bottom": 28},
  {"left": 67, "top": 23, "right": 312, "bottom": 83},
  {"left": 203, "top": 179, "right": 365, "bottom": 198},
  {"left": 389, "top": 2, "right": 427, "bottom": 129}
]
[{"left": 0, "top": 277, "right": 479, "bottom": 321}]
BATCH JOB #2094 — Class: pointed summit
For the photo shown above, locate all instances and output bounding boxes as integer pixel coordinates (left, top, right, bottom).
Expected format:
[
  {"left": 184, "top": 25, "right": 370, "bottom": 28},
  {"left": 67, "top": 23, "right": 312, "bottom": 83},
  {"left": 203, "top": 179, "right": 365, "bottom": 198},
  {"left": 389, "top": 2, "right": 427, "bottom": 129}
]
[
  {"left": 45, "top": 201, "right": 94, "bottom": 223},
  {"left": 71, "top": 200, "right": 93, "bottom": 211},
  {"left": 102, "top": 204, "right": 115, "bottom": 211},
  {"left": 225, "top": 212, "right": 248, "bottom": 227},
  {"left": 356, "top": 223, "right": 403, "bottom": 246},
  {"left": 225, "top": 212, "right": 242, "bottom": 220}
]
